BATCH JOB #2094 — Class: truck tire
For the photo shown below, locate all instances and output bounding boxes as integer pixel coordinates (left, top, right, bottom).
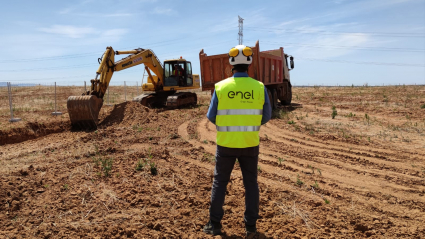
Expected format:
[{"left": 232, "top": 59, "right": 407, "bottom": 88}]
[
  {"left": 267, "top": 88, "right": 273, "bottom": 109},
  {"left": 281, "top": 85, "right": 292, "bottom": 106},
  {"left": 272, "top": 89, "right": 278, "bottom": 109}
]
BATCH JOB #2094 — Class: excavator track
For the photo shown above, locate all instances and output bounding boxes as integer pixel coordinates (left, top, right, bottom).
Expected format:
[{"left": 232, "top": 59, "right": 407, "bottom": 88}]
[
  {"left": 133, "top": 93, "right": 169, "bottom": 108},
  {"left": 133, "top": 92, "right": 197, "bottom": 108},
  {"left": 67, "top": 95, "right": 103, "bottom": 129},
  {"left": 166, "top": 92, "right": 197, "bottom": 108}
]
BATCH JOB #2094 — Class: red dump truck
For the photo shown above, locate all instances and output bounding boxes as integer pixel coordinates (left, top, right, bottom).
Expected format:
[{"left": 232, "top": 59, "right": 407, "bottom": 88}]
[{"left": 199, "top": 41, "right": 294, "bottom": 109}]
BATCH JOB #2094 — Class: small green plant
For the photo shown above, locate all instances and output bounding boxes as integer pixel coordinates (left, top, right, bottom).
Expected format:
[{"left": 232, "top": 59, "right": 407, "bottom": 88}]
[
  {"left": 316, "top": 168, "right": 322, "bottom": 176},
  {"left": 138, "top": 127, "right": 143, "bottom": 132},
  {"left": 149, "top": 162, "right": 158, "bottom": 176},
  {"left": 148, "top": 147, "right": 153, "bottom": 159},
  {"left": 347, "top": 112, "right": 355, "bottom": 117},
  {"left": 278, "top": 157, "right": 285, "bottom": 165},
  {"left": 257, "top": 165, "right": 262, "bottom": 172},
  {"left": 150, "top": 162, "right": 157, "bottom": 176},
  {"left": 365, "top": 113, "right": 370, "bottom": 125},
  {"left": 287, "top": 120, "right": 295, "bottom": 124},
  {"left": 308, "top": 165, "right": 314, "bottom": 174},
  {"left": 135, "top": 159, "right": 145, "bottom": 171},
  {"left": 421, "top": 104, "right": 425, "bottom": 109},
  {"left": 44, "top": 184, "right": 50, "bottom": 188},
  {"left": 296, "top": 174, "right": 304, "bottom": 186},
  {"left": 331, "top": 106, "right": 337, "bottom": 119},
  {"left": 63, "top": 184, "right": 68, "bottom": 190},
  {"left": 312, "top": 180, "right": 319, "bottom": 189},
  {"left": 203, "top": 139, "right": 208, "bottom": 144},
  {"left": 265, "top": 134, "right": 269, "bottom": 140},
  {"left": 324, "top": 198, "right": 330, "bottom": 204},
  {"left": 100, "top": 158, "right": 113, "bottom": 177}
]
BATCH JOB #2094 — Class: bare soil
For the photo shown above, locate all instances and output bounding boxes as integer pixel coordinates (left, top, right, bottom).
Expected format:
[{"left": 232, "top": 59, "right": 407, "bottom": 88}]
[{"left": 1, "top": 85, "right": 424, "bottom": 238}]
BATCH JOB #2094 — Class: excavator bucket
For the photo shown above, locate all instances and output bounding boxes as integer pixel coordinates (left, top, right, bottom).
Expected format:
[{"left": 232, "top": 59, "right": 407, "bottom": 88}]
[{"left": 67, "top": 95, "right": 103, "bottom": 129}]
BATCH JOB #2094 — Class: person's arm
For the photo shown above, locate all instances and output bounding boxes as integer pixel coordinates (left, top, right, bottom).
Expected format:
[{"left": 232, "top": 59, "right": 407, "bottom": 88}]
[
  {"left": 206, "top": 90, "right": 218, "bottom": 125},
  {"left": 261, "top": 88, "right": 272, "bottom": 125}
]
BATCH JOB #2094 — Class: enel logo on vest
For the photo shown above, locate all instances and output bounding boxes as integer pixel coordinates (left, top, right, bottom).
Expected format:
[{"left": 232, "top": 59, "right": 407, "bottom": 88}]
[{"left": 227, "top": 90, "right": 254, "bottom": 99}]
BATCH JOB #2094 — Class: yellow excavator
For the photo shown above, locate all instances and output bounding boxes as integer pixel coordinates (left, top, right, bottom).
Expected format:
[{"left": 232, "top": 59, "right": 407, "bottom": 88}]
[{"left": 67, "top": 46, "right": 200, "bottom": 129}]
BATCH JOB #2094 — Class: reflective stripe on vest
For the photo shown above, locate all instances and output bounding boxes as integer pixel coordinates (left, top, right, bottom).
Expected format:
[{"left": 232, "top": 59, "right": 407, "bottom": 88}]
[
  {"left": 216, "top": 126, "right": 260, "bottom": 132},
  {"left": 217, "top": 109, "right": 263, "bottom": 116}
]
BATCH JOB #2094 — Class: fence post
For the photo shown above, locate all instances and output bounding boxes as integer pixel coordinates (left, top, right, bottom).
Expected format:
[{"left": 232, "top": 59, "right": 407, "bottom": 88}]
[
  {"left": 136, "top": 82, "right": 138, "bottom": 96},
  {"left": 84, "top": 81, "right": 87, "bottom": 93},
  {"left": 124, "top": 81, "right": 127, "bottom": 102},
  {"left": 51, "top": 82, "right": 62, "bottom": 116},
  {"left": 7, "top": 82, "right": 21, "bottom": 122}
]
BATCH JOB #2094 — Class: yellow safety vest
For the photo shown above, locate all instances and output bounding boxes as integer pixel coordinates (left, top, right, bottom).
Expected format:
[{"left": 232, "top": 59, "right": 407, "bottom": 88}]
[{"left": 215, "top": 77, "right": 265, "bottom": 148}]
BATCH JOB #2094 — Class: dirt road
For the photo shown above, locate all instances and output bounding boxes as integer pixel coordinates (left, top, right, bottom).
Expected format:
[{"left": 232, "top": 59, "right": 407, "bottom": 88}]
[{"left": 1, "top": 86, "right": 424, "bottom": 238}]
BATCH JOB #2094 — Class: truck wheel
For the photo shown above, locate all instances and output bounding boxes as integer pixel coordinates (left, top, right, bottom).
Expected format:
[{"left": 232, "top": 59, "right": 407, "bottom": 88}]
[
  {"left": 267, "top": 88, "right": 273, "bottom": 109},
  {"left": 281, "top": 85, "right": 292, "bottom": 105},
  {"left": 272, "top": 89, "right": 278, "bottom": 109}
]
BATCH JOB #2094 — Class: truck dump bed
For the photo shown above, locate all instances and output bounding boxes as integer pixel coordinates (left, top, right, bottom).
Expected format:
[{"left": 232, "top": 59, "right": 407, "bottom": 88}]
[{"left": 199, "top": 41, "right": 290, "bottom": 92}]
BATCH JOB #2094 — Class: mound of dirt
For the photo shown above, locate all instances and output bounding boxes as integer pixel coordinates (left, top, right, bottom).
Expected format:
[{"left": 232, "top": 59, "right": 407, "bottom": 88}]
[{"left": 99, "top": 102, "right": 151, "bottom": 127}]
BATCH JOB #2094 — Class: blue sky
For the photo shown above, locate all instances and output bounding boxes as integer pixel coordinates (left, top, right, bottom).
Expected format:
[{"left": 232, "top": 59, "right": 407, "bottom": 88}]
[{"left": 0, "top": 0, "right": 424, "bottom": 86}]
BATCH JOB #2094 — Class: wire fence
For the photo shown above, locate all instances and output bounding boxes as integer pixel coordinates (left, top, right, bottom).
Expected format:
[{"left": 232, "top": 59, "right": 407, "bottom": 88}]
[{"left": 0, "top": 81, "right": 142, "bottom": 123}]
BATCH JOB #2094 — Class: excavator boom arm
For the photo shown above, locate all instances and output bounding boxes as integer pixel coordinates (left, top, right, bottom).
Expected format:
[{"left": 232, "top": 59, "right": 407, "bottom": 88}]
[{"left": 94, "top": 47, "right": 164, "bottom": 99}]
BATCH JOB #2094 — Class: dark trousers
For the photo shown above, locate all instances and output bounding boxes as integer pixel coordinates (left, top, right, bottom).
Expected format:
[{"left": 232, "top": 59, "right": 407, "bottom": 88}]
[{"left": 209, "top": 145, "right": 259, "bottom": 226}]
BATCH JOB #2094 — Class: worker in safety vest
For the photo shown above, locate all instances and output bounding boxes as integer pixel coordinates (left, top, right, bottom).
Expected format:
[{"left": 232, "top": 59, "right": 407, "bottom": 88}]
[
  {"left": 203, "top": 45, "right": 272, "bottom": 236},
  {"left": 173, "top": 64, "right": 185, "bottom": 86},
  {"left": 173, "top": 64, "right": 184, "bottom": 76}
]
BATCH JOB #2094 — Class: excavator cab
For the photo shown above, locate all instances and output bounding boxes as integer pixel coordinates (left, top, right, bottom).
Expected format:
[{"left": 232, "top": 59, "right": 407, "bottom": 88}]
[{"left": 164, "top": 60, "right": 194, "bottom": 87}]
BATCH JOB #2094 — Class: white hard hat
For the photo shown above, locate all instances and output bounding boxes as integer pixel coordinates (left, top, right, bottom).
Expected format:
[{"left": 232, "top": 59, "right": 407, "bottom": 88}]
[{"left": 228, "top": 45, "right": 253, "bottom": 65}]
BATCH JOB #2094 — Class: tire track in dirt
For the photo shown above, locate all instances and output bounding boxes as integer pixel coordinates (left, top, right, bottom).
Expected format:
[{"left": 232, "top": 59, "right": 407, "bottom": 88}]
[
  {"left": 257, "top": 126, "right": 425, "bottom": 213},
  {"left": 257, "top": 152, "right": 425, "bottom": 214},
  {"left": 300, "top": 104, "right": 425, "bottom": 153},
  {"left": 261, "top": 124, "right": 424, "bottom": 179},
  {"left": 266, "top": 121, "right": 425, "bottom": 160},
  {"left": 267, "top": 120, "right": 425, "bottom": 160},
  {"left": 259, "top": 132, "right": 424, "bottom": 187}
]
